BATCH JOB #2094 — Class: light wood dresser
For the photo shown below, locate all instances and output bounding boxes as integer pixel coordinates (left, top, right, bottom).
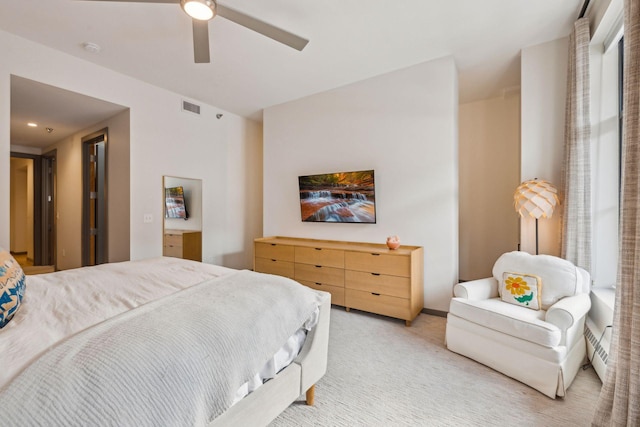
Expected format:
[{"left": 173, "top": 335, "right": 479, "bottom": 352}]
[
  {"left": 163, "top": 229, "right": 202, "bottom": 262},
  {"left": 254, "top": 236, "right": 424, "bottom": 326}
]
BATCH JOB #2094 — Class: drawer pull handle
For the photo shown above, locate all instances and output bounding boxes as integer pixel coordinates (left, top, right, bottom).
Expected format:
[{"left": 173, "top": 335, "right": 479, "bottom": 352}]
[
  {"left": 371, "top": 292, "right": 381, "bottom": 296},
  {"left": 271, "top": 259, "right": 276, "bottom": 262},
  {"left": 371, "top": 273, "right": 380, "bottom": 276},
  {"left": 271, "top": 244, "right": 276, "bottom": 246},
  {"left": 371, "top": 253, "right": 380, "bottom": 256},
  {"left": 315, "top": 248, "right": 322, "bottom": 251},
  {"left": 315, "top": 282, "right": 322, "bottom": 286},
  {"left": 315, "top": 265, "right": 322, "bottom": 268}
]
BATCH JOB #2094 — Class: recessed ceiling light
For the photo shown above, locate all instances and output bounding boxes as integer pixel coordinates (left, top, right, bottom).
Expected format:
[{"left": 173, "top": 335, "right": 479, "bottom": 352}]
[{"left": 27, "top": 122, "right": 37, "bottom": 127}]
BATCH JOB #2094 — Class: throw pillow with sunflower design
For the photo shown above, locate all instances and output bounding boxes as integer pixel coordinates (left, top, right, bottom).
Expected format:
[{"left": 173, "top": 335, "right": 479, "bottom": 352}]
[{"left": 500, "top": 272, "right": 542, "bottom": 310}]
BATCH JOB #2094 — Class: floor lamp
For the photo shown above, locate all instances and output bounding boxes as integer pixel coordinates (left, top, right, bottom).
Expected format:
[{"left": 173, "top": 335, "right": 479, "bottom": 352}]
[{"left": 514, "top": 179, "right": 559, "bottom": 255}]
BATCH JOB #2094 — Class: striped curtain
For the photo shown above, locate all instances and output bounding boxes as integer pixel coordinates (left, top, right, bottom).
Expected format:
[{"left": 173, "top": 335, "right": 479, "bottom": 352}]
[
  {"left": 561, "top": 17, "right": 592, "bottom": 271},
  {"left": 592, "top": 0, "right": 640, "bottom": 425}
]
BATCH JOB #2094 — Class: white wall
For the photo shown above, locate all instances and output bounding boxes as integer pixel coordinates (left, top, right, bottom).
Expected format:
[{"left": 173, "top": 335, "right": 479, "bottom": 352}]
[
  {"left": 520, "top": 37, "right": 569, "bottom": 257},
  {"left": 0, "top": 30, "right": 263, "bottom": 270},
  {"left": 263, "top": 57, "right": 459, "bottom": 312},
  {"left": 459, "top": 94, "right": 521, "bottom": 280},
  {"left": 104, "top": 110, "right": 132, "bottom": 264},
  {"left": 9, "top": 158, "right": 30, "bottom": 253},
  {"left": 44, "top": 130, "right": 80, "bottom": 268}
]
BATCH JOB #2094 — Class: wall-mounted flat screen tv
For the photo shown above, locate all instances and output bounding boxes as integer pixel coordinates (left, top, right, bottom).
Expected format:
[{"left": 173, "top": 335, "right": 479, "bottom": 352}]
[
  {"left": 298, "top": 170, "right": 376, "bottom": 223},
  {"left": 165, "top": 186, "right": 189, "bottom": 219}
]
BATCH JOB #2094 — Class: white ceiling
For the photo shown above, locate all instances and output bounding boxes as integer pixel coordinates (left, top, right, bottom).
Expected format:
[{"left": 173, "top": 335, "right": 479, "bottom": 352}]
[
  {"left": 3, "top": 0, "right": 585, "bottom": 147},
  {"left": 10, "top": 76, "right": 127, "bottom": 149}
]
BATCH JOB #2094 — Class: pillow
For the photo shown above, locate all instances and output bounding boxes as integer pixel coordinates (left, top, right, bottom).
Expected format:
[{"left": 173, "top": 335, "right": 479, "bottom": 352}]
[
  {"left": 501, "top": 272, "right": 541, "bottom": 310},
  {"left": 0, "top": 249, "right": 26, "bottom": 328},
  {"left": 493, "top": 251, "right": 582, "bottom": 309}
]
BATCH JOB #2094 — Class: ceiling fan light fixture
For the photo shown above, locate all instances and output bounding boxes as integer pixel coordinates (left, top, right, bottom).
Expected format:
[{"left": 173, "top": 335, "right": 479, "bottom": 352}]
[{"left": 181, "top": 0, "right": 216, "bottom": 21}]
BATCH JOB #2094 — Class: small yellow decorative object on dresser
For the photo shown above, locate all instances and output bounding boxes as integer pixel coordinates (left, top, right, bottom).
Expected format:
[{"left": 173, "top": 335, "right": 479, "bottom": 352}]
[
  {"left": 163, "top": 230, "right": 202, "bottom": 261},
  {"left": 254, "top": 236, "right": 424, "bottom": 326}
]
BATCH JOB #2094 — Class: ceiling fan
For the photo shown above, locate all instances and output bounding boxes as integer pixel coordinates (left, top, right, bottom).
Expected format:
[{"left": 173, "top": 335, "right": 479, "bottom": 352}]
[{"left": 79, "top": 0, "right": 309, "bottom": 63}]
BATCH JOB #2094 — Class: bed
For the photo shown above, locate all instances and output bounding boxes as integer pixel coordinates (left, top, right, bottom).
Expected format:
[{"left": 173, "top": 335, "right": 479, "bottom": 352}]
[{"left": 0, "top": 255, "right": 331, "bottom": 426}]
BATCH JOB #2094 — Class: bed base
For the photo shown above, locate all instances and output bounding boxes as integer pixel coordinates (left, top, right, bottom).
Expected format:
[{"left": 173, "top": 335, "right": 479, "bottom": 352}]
[{"left": 209, "top": 293, "right": 330, "bottom": 426}]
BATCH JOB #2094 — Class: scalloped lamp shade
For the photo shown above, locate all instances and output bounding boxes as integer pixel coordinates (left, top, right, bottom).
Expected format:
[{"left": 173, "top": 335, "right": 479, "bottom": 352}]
[{"left": 514, "top": 179, "right": 559, "bottom": 219}]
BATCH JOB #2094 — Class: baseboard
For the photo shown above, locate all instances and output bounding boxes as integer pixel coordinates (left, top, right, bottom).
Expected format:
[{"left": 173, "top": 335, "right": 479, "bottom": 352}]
[{"left": 421, "top": 308, "right": 447, "bottom": 318}]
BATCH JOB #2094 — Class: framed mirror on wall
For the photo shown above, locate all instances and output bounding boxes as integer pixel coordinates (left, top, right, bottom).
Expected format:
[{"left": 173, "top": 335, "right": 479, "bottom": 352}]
[{"left": 162, "top": 176, "right": 202, "bottom": 262}]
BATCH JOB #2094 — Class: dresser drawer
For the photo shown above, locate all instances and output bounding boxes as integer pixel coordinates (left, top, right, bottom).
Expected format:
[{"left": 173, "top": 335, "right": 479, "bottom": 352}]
[
  {"left": 345, "top": 270, "right": 410, "bottom": 298},
  {"left": 164, "top": 234, "right": 183, "bottom": 247},
  {"left": 254, "top": 257, "right": 295, "bottom": 279},
  {"left": 163, "top": 245, "right": 182, "bottom": 258},
  {"left": 164, "top": 230, "right": 202, "bottom": 262},
  {"left": 295, "top": 263, "right": 344, "bottom": 287},
  {"left": 345, "top": 251, "right": 410, "bottom": 277},
  {"left": 298, "top": 280, "right": 344, "bottom": 306},
  {"left": 345, "top": 289, "right": 411, "bottom": 320},
  {"left": 255, "top": 242, "right": 295, "bottom": 262},
  {"left": 295, "top": 246, "right": 344, "bottom": 268}
]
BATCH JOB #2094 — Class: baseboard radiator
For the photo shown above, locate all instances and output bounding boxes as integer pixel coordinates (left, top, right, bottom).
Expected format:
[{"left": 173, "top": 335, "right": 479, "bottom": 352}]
[{"left": 585, "top": 322, "right": 612, "bottom": 382}]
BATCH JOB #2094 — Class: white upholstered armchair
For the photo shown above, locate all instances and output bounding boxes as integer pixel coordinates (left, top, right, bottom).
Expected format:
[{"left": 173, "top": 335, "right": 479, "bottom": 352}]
[{"left": 445, "top": 251, "right": 591, "bottom": 398}]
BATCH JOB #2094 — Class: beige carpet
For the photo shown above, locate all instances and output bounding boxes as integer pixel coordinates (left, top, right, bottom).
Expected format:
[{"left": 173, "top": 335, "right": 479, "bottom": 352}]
[{"left": 271, "top": 307, "right": 602, "bottom": 426}]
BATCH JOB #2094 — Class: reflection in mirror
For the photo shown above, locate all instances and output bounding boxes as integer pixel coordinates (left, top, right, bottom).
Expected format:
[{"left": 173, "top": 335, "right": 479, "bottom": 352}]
[{"left": 162, "top": 176, "right": 202, "bottom": 262}]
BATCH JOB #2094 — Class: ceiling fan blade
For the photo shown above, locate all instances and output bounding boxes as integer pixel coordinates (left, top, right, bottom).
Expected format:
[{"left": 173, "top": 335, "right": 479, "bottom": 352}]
[
  {"left": 192, "top": 20, "right": 211, "bottom": 63},
  {"left": 77, "top": 0, "right": 178, "bottom": 3},
  {"left": 216, "top": 4, "right": 308, "bottom": 51}
]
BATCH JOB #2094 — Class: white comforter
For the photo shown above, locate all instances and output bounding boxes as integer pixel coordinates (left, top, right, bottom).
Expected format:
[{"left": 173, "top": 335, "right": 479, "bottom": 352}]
[
  {"left": 0, "top": 257, "right": 236, "bottom": 388},
  {"left": 0, "top": 259, "right": 324, "bottom": 426}
]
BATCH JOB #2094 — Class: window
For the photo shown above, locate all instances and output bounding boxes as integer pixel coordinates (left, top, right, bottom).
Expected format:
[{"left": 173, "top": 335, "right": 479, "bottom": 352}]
[{"left": 590, "top": 22, "right": 622, "bottom": 288}]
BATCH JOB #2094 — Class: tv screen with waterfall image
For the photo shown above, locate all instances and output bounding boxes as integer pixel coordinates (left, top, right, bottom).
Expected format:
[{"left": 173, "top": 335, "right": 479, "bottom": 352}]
[{"left": 298, "top": 170, "right": 376, "bottom": 223}]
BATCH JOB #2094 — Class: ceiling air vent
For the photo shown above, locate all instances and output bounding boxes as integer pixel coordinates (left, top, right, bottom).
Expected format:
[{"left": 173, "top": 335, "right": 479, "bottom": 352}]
[{"left": 182, "top": 100, "right": 201, "bottom": 115}]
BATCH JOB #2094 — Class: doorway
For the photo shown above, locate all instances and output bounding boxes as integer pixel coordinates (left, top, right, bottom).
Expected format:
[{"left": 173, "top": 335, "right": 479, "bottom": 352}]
[
  {"left": 82, "top": 129, "right": 108, "bottom": 266},
  {"left": 10, "top": 75, "right": 131, "bottom": 270},
  {"left": 9, "top": 151, "right": 57, "bottom": 268},
  {"left": 41, "top": 151, "right": 57, "bottom": 266}
]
